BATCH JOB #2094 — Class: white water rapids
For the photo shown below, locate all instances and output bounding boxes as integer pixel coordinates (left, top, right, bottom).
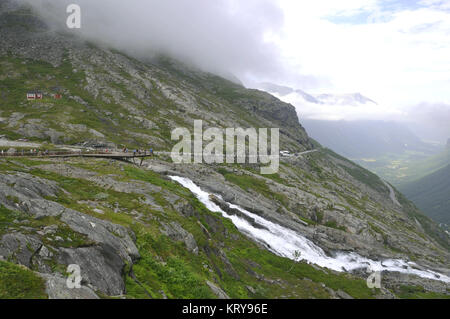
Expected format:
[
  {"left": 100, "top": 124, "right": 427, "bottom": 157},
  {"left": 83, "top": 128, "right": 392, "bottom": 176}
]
[{"left": 170, "top": 176, "right": 450, "bottom": 283}]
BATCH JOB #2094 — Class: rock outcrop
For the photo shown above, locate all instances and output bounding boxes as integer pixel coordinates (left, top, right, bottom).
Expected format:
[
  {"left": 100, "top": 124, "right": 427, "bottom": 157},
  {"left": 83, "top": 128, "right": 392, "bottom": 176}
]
[{"left": 0, "top": 171, "right": 139, "bottom": 296}]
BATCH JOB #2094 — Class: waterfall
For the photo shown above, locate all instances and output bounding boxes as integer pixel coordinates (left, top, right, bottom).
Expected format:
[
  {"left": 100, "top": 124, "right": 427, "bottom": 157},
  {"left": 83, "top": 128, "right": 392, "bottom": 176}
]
[{"left": 169, "top": 176, "right": 450, "bottom": 283}]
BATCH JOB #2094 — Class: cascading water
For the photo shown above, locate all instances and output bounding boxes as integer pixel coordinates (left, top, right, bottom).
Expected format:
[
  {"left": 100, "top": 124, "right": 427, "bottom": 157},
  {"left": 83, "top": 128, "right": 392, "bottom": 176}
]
[{"left": 170, "top": 176, "right": 450, "bottom": 283}]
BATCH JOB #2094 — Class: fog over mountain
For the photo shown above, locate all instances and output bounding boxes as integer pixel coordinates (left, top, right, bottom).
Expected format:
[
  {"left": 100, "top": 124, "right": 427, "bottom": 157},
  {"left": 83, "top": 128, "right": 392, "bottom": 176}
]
[
  {"left": 13, "top": 0, "right": 292, "bottom": 83},
  {"left": 13, "top": 0, "right": 450, "bottom": 143},
  {"left": 405, "top": 102, "right": 450, "bottom": 143}
]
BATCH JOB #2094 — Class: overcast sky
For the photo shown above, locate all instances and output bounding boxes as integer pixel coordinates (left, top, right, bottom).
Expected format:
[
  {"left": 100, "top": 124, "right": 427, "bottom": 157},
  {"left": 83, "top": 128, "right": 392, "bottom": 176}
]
[
  {"left": 271, "top": 0, "right": 450, "bottom": 141},
  {"left": 16, "top": 0, "right": 450, "bottom": 141},
  {"left": 271, "top": 0, "right": 450, "bottom": 107}
]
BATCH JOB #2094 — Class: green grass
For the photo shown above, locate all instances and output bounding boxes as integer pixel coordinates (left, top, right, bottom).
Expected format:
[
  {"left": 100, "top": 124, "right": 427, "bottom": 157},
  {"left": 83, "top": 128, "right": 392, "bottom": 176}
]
[
  {"left": 217, "top": 171, "right": 288, "bottom": 207},
  {"left": 324, "top": 221, "right": 347, "bottom": 232},
  {"left": 0, "top": 260, "right": 47, "bottom": 299},
  {"left": 0, "top": 204, "right": 27, "bottom": 236},
  {"left": 396, "top": 285, "right": 450, "bottom": 299},
  {"left": 127, "top": 231, "right": 215, "bottom": 299},
  {"left": 227, "top": 244, "right": 376, "bottom": 299}
]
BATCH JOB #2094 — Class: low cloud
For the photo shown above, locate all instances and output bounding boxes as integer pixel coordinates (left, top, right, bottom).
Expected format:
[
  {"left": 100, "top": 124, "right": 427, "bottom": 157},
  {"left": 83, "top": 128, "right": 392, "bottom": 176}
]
[
  {"left": 272, "top": 91, "right": 405, "bottom": 122},
  {"left": 14, "top": 0, "right": 291, "bottom": 84},
  {"left": 404, "top": 102, "right": 450, "bottom": 142}
]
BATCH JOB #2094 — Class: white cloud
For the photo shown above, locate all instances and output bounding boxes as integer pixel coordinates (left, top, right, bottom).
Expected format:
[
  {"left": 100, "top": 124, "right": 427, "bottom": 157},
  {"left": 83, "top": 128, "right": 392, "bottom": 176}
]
[
  {"left": 272, "top": 91, "right": 405, "bottom": 121},
  {"left": 270, "top": 0, "right": 450, "bottom": 111}
]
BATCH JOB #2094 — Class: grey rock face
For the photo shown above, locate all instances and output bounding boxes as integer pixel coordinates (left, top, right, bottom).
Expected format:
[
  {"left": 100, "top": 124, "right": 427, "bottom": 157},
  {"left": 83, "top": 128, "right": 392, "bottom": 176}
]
[
  {"left": 60, "top": 209, "right": 140, "bottom": 263},
  {"left": 15, "top": 120, "right": 65, "bottom": 144},
  {"left": 161, "top": 221, "right": 198, "bottom": 254},
  {"left": 335, "top": 290, "right": 354, "bottom": 299},
  {"left": 173, "top": 199, "right": 195, "bottom": 217},
  {"left": 0, "top": 172, "right": 66, "bottom": 218},
  {"left": 6, "top": 112, "right": 24, "bottom": 128},
  {"left": 206, "top": 280, "right": 230, "bottom": 299},
  {"left": 381, "top": 271, "right": 450, "bottom": 295},
  {"left": 210, "top": 195, "right": 269, "bottom": 230},
  {"left": 57, "top": 245, "right": 126, "bottom": 296},
  {"left": 0, "top": 233, "right": 42, "bottom": 268},
  {"left": 0, "top": 171, "right": 139, "bottom": 296}
]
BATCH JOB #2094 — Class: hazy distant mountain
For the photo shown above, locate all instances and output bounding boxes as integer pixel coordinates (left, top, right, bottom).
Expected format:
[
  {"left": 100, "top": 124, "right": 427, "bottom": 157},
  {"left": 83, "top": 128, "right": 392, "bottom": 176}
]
[
  {"left": 257, "top": 82, "right": 376, "bottom": 107},
  {"left": 301, "top": 119, "right": 436, "bottom": 158},
  {"left": 314, "top": 93, "right": 377, "bottom": 107}
]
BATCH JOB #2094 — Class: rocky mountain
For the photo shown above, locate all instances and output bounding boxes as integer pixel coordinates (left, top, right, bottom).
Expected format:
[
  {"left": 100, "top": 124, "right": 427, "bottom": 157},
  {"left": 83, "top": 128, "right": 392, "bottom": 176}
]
[
  {"left": 0, "top": 1, "right": 449, "bottom": 299},
  {"left": 256, "top": 82, "right": 377, "bottom": 107}
]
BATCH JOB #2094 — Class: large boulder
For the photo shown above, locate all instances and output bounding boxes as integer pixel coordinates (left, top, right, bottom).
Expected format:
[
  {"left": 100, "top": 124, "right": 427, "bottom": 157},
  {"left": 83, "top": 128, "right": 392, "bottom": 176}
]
[
  {"left": 60, "top": 209, "right": 140, "bottom": 263},
  {"left": 160, "top": 221, "right": 198, "bottom": 255},
  {"left": 57, "top": 244, "right": 126, "bottom": 296}
]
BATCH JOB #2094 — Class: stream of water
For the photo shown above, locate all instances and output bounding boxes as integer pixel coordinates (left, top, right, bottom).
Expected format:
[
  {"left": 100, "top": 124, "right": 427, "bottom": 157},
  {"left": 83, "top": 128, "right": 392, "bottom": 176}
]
[{"left": 170, "top": 176, "right": 450, "bottom": 283}]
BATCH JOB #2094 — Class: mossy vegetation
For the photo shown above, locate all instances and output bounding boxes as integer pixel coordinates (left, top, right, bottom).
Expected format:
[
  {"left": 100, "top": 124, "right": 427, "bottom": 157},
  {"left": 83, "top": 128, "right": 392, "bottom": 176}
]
[
  {"left": 395, "top": 285, "right": 450, "bottom": 299},
  {"left": 0, "top": 260, "right": 47, "bottom": 299}
]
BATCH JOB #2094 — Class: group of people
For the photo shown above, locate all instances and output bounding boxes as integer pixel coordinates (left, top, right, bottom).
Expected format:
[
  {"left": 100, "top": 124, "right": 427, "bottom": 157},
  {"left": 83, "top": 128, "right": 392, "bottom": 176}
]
[{"left": 121, "top": 147, "right": 154, "bottom": 156}]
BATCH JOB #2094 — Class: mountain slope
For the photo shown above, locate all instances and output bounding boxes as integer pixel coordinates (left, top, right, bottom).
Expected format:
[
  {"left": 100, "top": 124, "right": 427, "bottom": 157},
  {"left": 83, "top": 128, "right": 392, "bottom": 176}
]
[
  {"left": 0, "top": 1, "right": 449, "bottom": 299},
  {"left": 0, "top": 3, "right": 311, "bottom": 153},
  {"left": 397, "top": 147, "right": 450, "bottom": 187},
  {"left": 400, "top": 164, "right": 450, "bottom": 226}
]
